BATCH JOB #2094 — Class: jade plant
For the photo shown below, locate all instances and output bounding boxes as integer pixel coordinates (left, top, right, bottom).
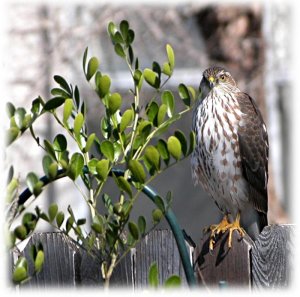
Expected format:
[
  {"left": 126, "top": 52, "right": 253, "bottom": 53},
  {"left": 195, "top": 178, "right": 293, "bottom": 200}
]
[{"left": 5, "top": 20, "right": 196, "bottom": 287}]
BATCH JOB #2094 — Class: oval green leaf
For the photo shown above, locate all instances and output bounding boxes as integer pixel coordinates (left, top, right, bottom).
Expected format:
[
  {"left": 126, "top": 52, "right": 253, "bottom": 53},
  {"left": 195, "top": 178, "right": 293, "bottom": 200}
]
[
  {"left": 100, "top": 140, "right": 114, "bottom": 162},
  {"left": 6, "top": 102, "right": 16, "bottom": 118},
  {"left": 120, "top": 20, "right": 129, "bottom": 39},
  {"left": 91, "top": 215, "right": 104, "bottom": 234},
  {"left": 53, "top": 75, "right": 71, "bottom": 95},
  {"left": 114, "top": 43, "right": 126, "bottom": 58},
  {"left": 96, "top": 159, "right": 110, "bottom": 181},
  {"left": 56, "top": 211, "right": 65, "bottom": 228},
  {"left": 128, "top": 221, "right": 139, "bottom": 240},
  {"left": 14, "top": 225, "right": 27, "bottom": 240},
  {"left": 188, "top": 86, "right": 196, "bottom": 101},
  {"left": 148, "top": 262, "right": 159, "bottom": 287},
  {"left": 117, "top": 176, "right": 132, "bottom": 197},
  {"left": 97, "top": 75, "right": 111, "bottom": 98},
  {"left": 86, "top": 56, "right": 99, "bottom": 81},
  {"left": 153, "top": 195, "right": 165, "bottom": 212},
  {"left": 127, "top": 29, "right": 135, "bottom": 44},
  {"left": 74, "top": 113, "right": 84, "bottom": 138},
  {"left": 84, "top": 133, "right": 95, "bottom": 153},
  {"left": 48, "top": 162, "right": 58, "bottom": 179},
  {"left": 87, "top": 158, "right": 98, "bottom": 174},
  {"left": 174, "top": 130, "right": 187, "bottom": 156},
  {"left": 161, "top": 90, "right": 175, "bottom": 117},
  {"left": 162, "top": 62, "right": 171, "bottom": 76},
  {"left": 68, "top": 153, "right": 84, "bottom": 180},
  {"left": 44, "top": 139, "right": 56, "bottom": 160},
  {"left": 128, "top": 160, "right": 146, "bottom": 184},
  {"left": 152, "top": 209, "right": 163, "bottom": 223},
  {"left": 42, "top": 155, "right": 52, "bottom": 177},
  {"left": 108, "top": 93, "right": 122, "bottom": 114},
  {"left": 34, "top": 250, "right": 44, "bottom": 272},
  {"left": 82, "top": 47, "right": 88, "bottom": 75},
  {"left": 133, "top": 69, "right": 143, "bottom": 90},
  {"left": 120, "top": 109, "right": 133, "bottom": 132},
  {"left": 167, "top": 136, "right": 182, "bottom": 161},
  {"left": 26, "top": 172, "right": 39, "bottom": 194},
  {"left": 138, "top": 216, "right": 146, "bottom": 235},
  {"left": 144, "top": 68, "right": 159, "bottom": 89},
  {"left": 144, "top": 145, "right": 160, "bottom": 171},
  {"left": 6, "top": 127, "right": 20, "bottom": 146},
  {"left": 166, "top": 44, "right": 175, "bottom": 69},
  {"left": 51, "top": 87, "right": 70, "bottom": 98},
  {"left": 48, "top": 203, "right": 58, "bottom": 222},
  {"left": 13, "top": 266, "right": 27, "bottom": 283},
  {"left": 53, "top": 134, "right": 67, "bottom": 152},
  {"left": 108, "top": 21, "right": 117, "bottom": 37},
  {"left": 146, "top": 101, "right": 159, "bottom": 124},
  {"left": 164, "top": 275, "right": 181, "bottom": 288},
  {"left": 44, "top": 97, "right": 65, "bottom": 111},
  {"left": 157, "top": 139, "right": 170, "bottom": 165},
  {"left": 157, "top": 104, "right": 167, "bottom": 126},
  {"left": 63, "top": 98, "right": 73, "bottom": 125},
  {"left": 14, "top": 108, "right": 26, "bottom": 129},
  {"left": 178, "top": 83, "right": 191, "bottom": 107}
]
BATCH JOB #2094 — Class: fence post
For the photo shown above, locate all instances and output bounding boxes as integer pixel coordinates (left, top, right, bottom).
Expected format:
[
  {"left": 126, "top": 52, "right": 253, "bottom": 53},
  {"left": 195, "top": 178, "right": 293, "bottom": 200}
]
[
  {"left": 21, "top": 232, "right": 81, "bottom": 287},
  {"left": 193, "top": 224, "right": 294, "bottom": 289},
  {"left": 16, "top": 229, "right": 193, "bottom": 287},
  {"left": 251, "top": 224, "right": 294, "bottom": 288},
  {"left": 194, "top": 230, "right": 252, "bottom": 288}
]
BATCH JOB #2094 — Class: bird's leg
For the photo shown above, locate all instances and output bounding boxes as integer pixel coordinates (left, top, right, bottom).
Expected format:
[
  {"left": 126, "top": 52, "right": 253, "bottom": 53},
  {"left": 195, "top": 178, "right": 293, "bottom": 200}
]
[
  {"left": 227, "top": 212, "right": 245, "bottom": 248},
  {"left": 209, "top": 215, "right": 230, "bottom": 235},
  {"left": 206, "top": 213, "right": 246, "bottom": 250},
  {"left": 206, "top": 215, "right": 231, "bottom": 250}
]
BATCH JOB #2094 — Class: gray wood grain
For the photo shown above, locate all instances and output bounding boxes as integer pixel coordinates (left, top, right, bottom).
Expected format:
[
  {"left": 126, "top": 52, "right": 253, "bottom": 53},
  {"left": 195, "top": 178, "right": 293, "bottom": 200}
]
[
  {"left": 194, "top": 230, "right": 252, "bottom": 288},
  {"left": 133, "top": 229, "right": 190, "bottom": 288},
  {"left": 79, "top": 248, "right": 103, "bottom": 286},
  {"left": 22, "top": 232, "right": 81, "bottom": 287},
  {"left": 251, "top": 224, "right": 294, "bottom": 288},
  {"left": 16, "top": 226, "right": 293, "bottom": 288},
  {"left": 66, "top": 229, "right": 191, "bottom": 287},
  {"left": 79, "top": 245, "right": 134, "bottom": 287}
]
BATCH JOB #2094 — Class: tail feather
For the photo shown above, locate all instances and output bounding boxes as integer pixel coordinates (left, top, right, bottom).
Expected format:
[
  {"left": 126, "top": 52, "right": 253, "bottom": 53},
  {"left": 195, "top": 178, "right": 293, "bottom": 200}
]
[{"left": 241, "top": 208, "right": 268, "bottom": 241}]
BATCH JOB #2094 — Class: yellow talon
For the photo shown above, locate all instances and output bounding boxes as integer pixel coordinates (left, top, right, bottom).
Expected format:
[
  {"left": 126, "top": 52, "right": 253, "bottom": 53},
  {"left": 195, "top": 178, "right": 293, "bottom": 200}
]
[{"left": 206, "top": 213, "right": 245, "bottom": 250}]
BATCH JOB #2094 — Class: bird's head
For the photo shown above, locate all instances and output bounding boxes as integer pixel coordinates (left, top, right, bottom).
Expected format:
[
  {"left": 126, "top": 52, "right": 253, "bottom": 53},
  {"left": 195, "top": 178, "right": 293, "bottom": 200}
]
[{"left": 199, "top": 66, "right": 237, "bottom": 99}]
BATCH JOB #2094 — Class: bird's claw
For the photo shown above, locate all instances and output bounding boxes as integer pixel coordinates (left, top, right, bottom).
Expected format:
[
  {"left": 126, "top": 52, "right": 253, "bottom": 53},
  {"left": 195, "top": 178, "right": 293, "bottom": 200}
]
[{"left": 206, "top": 214, "right": 245, "bottom": 250}]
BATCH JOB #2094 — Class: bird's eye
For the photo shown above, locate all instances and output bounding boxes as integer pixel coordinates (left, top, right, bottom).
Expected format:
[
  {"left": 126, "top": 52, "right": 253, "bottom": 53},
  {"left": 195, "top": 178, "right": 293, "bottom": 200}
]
[{"left": 219, "top": 75, "right": 226, "bottom": 81}]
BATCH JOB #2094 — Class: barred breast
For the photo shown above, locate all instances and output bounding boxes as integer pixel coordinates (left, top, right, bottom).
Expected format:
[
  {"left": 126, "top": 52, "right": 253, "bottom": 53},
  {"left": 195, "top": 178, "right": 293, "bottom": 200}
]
[{"left": 191, "top": 88, "right": 248, "bottom": 217}]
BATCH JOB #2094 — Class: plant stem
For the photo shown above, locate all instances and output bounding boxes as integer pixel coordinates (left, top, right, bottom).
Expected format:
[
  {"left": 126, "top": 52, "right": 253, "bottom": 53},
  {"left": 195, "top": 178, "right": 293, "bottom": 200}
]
[{"left": 104, "top": 252, "right": 117, "bottom": 288}]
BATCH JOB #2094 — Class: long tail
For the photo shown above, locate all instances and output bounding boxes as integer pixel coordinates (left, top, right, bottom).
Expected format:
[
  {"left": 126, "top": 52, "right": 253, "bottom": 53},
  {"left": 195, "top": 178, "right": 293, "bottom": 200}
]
[{"left": 242, "top": 209, "right": 268, "bottom": 241}]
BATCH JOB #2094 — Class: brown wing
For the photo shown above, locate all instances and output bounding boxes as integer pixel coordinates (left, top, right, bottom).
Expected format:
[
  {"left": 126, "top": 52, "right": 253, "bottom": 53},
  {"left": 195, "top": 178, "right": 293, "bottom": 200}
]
[{"left": 236, "top": 92, "right": 268, "bottom": 223}]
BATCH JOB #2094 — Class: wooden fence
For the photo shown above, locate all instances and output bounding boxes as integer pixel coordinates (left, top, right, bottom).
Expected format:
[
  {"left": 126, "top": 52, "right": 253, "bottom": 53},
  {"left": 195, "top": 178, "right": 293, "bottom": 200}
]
[{"left": 16, "top": 224, "right": 293, "bottom": 289}]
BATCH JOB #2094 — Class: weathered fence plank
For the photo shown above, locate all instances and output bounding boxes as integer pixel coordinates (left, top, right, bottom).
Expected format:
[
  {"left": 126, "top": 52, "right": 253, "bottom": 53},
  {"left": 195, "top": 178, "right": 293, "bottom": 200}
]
[
  {"left": 18, "top": 229, "right": 191, "bottom": 287},
  {"left": 194, "top": 230, "right": 252, "bottom": 287},
  {"left": 251, "top": 224, "right": 294, "bottom": 288},
  {"left": 193, "top": 224, "right": 294, "bottom": 289},
  {"left": 132, "top": 229, "right": 190, "bottom": 287},
  {"left": 22, "top": 232, "right": 81, "bottom": 287}
]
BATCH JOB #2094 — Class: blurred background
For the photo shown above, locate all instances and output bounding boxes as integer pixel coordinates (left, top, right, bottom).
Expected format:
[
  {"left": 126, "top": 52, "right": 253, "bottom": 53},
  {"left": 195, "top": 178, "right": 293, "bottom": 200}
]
[{"left": 3, "top": 0, "right": 292, "bottom": 243}]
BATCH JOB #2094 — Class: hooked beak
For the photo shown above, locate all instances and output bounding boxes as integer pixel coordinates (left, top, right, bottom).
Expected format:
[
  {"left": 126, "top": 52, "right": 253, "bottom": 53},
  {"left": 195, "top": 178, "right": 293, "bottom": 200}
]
[{"left": 208, "top": 76, "right": 215, "bottom": 88}]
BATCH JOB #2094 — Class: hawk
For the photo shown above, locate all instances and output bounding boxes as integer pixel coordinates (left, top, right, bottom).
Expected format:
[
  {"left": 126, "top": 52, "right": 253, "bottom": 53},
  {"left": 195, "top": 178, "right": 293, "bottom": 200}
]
[{"left": 191, "top": 66, "right": 268, "bottom": 250}]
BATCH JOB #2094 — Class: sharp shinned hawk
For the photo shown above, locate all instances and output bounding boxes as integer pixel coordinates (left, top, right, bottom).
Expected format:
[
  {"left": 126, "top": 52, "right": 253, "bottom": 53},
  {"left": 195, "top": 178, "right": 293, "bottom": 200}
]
[{"left": 191, "top": 66, "right": 268, "bottom": 250}]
